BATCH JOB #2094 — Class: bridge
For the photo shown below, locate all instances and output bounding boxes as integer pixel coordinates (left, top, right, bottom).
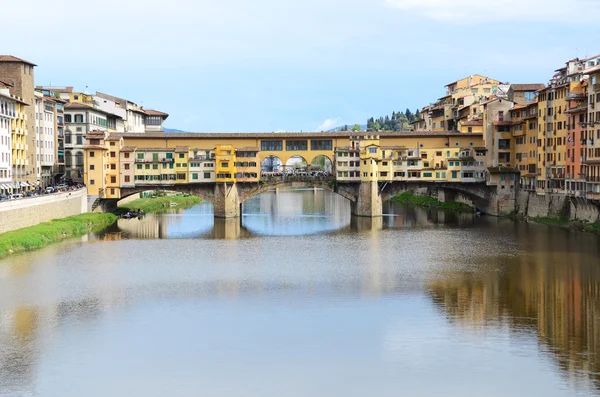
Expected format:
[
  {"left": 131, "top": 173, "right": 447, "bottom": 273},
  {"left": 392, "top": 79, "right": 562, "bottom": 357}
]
[
  {"left": 85, "top": 130, "right": 519, "bottom": 217},
  {"left": 109, "top": 175, "right": 508, "bottom": 218}
]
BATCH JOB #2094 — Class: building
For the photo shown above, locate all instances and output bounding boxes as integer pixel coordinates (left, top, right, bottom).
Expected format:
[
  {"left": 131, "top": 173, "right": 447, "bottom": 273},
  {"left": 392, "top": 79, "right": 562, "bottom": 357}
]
[
  {"left": 508, "top": 84, "right": 545, "bottom": 105},
  {"left": 0, "top": 56, "right": 36, "bottom": 188},
  {"left": 64, "top": 102, "right": 113, "bottom": 181},
  {"left": 0, "top": 81, "right": 17, "bottom": 195},
  {"left": 33, "top": 91, "right": 58, "bottom": 188},
  {"left": 584, "top": 58, "right": 600, "bottom": 200},
  {"left": 510, "top": 102, "right": 538, "bottom": 191}
]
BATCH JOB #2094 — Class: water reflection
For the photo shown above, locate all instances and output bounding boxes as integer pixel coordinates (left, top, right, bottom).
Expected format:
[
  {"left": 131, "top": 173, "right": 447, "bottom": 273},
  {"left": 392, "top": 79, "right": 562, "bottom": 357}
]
[
  {"left": 427, "top": 227, "right": 600, "bottom": 393},
  {"left": 2, "top": 188, "right": 600, "bottom": 396}
]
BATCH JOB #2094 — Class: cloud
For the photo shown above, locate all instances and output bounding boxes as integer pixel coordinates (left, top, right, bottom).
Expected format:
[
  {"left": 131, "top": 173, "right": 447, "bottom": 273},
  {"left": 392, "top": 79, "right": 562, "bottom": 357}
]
[
  {"left": 316, "top": 118, "right": 341, "bottom": 131},
  {"left": 385, "top": 0, "right": 600, "bottom": 22}
]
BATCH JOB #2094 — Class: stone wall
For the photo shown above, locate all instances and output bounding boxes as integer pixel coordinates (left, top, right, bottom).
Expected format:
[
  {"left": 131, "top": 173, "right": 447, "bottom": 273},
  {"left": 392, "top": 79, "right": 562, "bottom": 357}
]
[
  {"left": 0, "top": 189, "right": 88, "bottom": 234},
  {"left": 516, "top": 191, "right": 599, "bottom": 222}
]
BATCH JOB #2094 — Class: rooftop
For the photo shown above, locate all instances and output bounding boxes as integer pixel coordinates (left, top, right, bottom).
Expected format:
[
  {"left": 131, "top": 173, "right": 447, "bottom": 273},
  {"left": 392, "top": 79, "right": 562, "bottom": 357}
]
[
  {"left": 510, "top": 84, "right": 545, "bottom": 92},
  {"left": 0, "top": 55, "right": 37, "bottom": 66},
  {"left": 143, "top": 109, "right": 169, "bottom": 118}
]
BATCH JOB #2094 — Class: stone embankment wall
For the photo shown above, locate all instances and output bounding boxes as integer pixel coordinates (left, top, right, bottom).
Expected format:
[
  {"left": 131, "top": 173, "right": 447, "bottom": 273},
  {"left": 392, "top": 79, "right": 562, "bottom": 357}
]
[
  {"left": 0, "top": 189, "right": 88, "bottom": 234},
  {"left": 516, "top": 191, "right": 600, "bottom": 222}
]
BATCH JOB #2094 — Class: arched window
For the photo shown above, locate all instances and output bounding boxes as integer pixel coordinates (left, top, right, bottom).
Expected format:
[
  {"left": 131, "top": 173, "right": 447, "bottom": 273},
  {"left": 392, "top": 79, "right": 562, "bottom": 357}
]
[
  {"left": 75, "top": 151, "right": 84, "bottom": 167},
  {"left": 65, "top": 150, "right": 72, "bottom": 167}
]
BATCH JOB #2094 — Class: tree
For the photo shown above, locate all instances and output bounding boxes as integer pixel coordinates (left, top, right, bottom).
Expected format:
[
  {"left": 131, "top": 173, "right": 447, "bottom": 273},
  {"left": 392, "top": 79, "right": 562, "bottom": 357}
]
[
  {"left": 341, "top": 124, "right": 349, "bottom": 131},
  {"left": 352, "top": 124, "right": 361, "bottom": 132},
  {"left": 373, "top": 122, "right": 381, "bottom": 131}
]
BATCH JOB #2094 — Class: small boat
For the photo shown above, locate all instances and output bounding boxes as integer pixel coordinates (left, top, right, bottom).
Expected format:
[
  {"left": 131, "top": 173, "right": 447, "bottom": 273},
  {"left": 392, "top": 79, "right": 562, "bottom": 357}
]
[{"left": 475, "top": 208, "right": 483, "bottom": 217}]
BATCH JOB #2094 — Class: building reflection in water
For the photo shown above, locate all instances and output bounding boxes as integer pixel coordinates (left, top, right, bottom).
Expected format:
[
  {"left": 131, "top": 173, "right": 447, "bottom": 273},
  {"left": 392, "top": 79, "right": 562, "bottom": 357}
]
[{"left": 426, "top": 225, "right": 600, "bottom": 392}]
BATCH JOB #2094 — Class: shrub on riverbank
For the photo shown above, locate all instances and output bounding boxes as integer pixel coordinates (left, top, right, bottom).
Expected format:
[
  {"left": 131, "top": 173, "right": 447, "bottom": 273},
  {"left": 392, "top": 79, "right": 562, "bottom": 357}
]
[
  {"left": 120, "top": 194, "right": 202, "bottom": 213},
  {"left": 391, "top": 192, "right": 473, "bottom": 212},
  {"left": 0, "top": 213, "right": 118, "bottom": 259}
]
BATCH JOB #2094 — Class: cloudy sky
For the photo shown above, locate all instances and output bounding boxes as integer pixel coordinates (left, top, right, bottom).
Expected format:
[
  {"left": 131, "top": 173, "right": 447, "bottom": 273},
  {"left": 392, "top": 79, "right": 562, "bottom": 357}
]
[{"left": 4, "top": 0, "right": 600, "bottom": 131}]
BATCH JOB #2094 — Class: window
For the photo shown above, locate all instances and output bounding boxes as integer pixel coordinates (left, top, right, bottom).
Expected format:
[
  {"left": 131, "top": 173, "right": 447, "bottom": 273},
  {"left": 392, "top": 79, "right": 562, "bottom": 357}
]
[
  {"left": 166, "top": 153, "right": 173, "bottom": 159},
  {"left": 179, "top": 153, "right": 185, "bottom": 158},
  {"left": 177, "top": 173, "right": 186, "bottom": 180},
  {"left": 90, "top": 151, "right": 95, "bottom": 157},
  {"left": 369, "top": 148, "right": 377, "bottom": 154},
  {"left": 124, "top": 152, "right": 130, "bottom": 158},
  {"left": 222, "top": 162, "right": 229, "bottom": 168},
  {"left": 192, "top": 173, "right": 198, "bottom": 180},
  {"left": 110, "top": 176, "right": 116, "bottom": 183},
  {"left": 111, "top": 164, "right": 116, "bottom": 170},
  {"left": 286, "top": 140, "right": 308, "bottom": 151},
  {"left": 137, "top": 164, "right": 142, "bottom": 170},
  {"left": 423, "top": 172, "right": 432, "bottom": 177},
  {"left": 153, "top": 164, "right": 158, "bottom": 170},
  {"left": 451, "top": 171, "right": 458, "bottom": 179},
  {"left": 137, "top": 153, "right": 144, "bottom": 159},
  {"left": 124, "top": 164, "right": 130, "bottom": 170},
  {"left": 261, "top": 140, "right": 283, "bottom": 151},
  {"left": 74, "top": 114, "right": 84, "bottom": 123},
  {"left": 76, "top": 135, "right": 83, "bottom": 145},
  {"left": 110, "top": 142, "right": 115, "bottom": 146},
  {"left": 90, "top": 179, "right": 95, "bottom": 185},
  {"left": 125, "top": 175, "right": 130, "bottom": 183},
  {"left": 110, "top": 151, "right": 116, "bottom": 157},
  {"left": 204, "top": 172, "right": 211, "bottom": 179},
  {"left": 90, "top": 165, "right": 95, "bottom": 170},
  {"left": 145, "top": 164, "right": 150, "bottom": 169},
  {"left": 311, "top": 140, "right": 333, "bottom": 150}
]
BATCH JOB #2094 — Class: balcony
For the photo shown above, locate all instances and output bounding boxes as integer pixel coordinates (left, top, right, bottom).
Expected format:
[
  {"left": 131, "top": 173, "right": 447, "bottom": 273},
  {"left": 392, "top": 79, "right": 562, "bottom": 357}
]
[{"left": 586, "top": 176, "right": 600, "bottom": 183}]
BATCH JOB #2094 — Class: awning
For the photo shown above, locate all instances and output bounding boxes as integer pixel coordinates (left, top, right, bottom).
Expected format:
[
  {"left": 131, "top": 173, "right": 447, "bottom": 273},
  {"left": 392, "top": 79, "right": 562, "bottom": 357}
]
[
  {"left": 0, "top": 184, "right": 10, "bottom": 190},
  {"left": 20, "top": 182, "right": 29, "bottom": 187}
]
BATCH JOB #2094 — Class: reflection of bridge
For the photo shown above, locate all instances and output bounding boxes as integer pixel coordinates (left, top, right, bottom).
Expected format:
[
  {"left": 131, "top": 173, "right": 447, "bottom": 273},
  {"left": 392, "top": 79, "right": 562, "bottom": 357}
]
[{"left": 108, "top": 175, "right": 507, "bottom": 218}]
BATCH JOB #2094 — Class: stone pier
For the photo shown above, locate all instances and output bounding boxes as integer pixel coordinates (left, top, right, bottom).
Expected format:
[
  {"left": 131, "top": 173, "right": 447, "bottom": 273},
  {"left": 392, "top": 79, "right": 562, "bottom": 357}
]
[
  {"left": 213, "top": 183, "right": 241, "bottom": 218},
  {"left": 351, "top": 181, "right": 382, "bottom": 217}
]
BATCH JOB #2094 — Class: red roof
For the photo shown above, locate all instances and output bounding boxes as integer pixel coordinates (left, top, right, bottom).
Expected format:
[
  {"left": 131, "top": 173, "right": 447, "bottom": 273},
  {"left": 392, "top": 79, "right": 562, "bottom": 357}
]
[{"left": 0, "top": 55, "right": 37, "bottom": 66}]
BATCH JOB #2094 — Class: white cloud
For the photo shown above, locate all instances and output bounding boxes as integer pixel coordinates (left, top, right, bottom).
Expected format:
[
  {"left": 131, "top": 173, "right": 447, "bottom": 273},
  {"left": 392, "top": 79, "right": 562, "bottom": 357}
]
[
  {"left": 316, "top": 118, "right": 341, "bottom": 131},
  {"left": 385, "top": 0, "right": 600, "bottom": 22}
]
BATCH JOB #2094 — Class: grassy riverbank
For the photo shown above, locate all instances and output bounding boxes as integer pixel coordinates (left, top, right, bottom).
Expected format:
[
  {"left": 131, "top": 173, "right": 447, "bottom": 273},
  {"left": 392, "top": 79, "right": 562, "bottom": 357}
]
[
  {"left": 120, "top": 194, "right": 202, "bottom": 213},
  {"left": 0, "top": 213, "right": 118, "bottom": 259},
  {"left": 392, "top": 192, "right": 473, "bottom": 212},
  {"left": 529, "top": 216, "right": 600, "bottom": 234}
]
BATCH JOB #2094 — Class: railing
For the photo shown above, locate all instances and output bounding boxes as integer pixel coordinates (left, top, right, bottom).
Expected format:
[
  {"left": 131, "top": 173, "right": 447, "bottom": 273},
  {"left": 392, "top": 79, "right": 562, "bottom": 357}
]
[{"left": 259, "top": 174, "right": 335, "bottom": 185}]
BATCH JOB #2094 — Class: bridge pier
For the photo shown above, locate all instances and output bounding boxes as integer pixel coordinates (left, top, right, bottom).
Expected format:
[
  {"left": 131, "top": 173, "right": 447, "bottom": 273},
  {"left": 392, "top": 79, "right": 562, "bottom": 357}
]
[
  {"left": 351, "top": 181, "right": 382, "bottom": 217},
  {"left": 213, "top": 183, "right": 241, "bottom": 218}
]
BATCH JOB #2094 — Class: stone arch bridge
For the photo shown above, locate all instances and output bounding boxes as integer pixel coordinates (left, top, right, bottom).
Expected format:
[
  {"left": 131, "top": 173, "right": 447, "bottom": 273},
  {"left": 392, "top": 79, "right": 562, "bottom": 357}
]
[{"left": 106, "top": 177, "right": 512, "bottom": 218}]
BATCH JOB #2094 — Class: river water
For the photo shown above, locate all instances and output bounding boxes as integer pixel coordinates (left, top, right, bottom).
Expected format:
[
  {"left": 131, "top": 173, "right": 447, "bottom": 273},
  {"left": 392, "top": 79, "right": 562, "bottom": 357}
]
[{"left": 1, "top": 188, "right": 599, "bottom": 397}]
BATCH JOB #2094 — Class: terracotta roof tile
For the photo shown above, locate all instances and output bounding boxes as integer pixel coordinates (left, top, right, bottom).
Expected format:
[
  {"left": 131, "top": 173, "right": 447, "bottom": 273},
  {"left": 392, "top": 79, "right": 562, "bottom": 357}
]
[
  {"left": 174, "top": 146, "right": 189, "bottom": 153},
  {"left": 143, "top": 109, "right": 169, "bottom": 118},
  {"left": 510, "top": 84, "right": 545, "bottom": 91},
  {"left": 0, "top": 55, "right": 37, "bottom": 66}
]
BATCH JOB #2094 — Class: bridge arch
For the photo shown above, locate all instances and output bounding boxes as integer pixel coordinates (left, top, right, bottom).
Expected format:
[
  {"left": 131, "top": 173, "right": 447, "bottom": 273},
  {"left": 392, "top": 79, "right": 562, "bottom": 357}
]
[
  {"left": 310, "top": 155, "right": 333, "bottom": 173},
  {"left": 284, "top": 155, "right": 308, "bottom": 172},
  {"left": 118, "top": 185, "right": 216, "bottom": 205},
  {"left": 238, "top": 180, "right": 357, "bottom": 204},
  {"left": 260, "top": 155, "right": 283, "bottom": 172}
]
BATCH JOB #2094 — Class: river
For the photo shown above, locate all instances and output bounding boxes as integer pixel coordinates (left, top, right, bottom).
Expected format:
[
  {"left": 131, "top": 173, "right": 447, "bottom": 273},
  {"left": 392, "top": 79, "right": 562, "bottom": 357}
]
[{"left": 1, "top": 188, "right": 599, "bottom": 397}]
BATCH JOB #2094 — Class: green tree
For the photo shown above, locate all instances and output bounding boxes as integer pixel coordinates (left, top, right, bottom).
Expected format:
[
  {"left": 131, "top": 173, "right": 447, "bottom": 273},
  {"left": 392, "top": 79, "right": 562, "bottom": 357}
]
[
  {"left": 373, "top": 122, "right": 381, "bottom": 131},
  {"left": 351, "top": 124, "right": 361, "bottom": 132}
]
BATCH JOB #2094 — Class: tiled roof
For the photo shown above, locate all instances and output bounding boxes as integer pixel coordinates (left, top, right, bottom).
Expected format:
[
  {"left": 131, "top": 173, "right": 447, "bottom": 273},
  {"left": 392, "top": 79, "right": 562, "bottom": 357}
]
[
  {"left": 0, "top": 91, "right": 28, "bottom": 105},
  {"left": 0, "top": 55, "right": 37, "bottom": 66},
  {"left": 121, "top": 146, "right": 136, "bottom": 152},
  {"left": 174, "top": 145, "right": 189, "bottom": 153},
  {"left": 237, "top": 147, "right": 260, "bottom": 151},
  {"left": 143, "top": 109, "right": 169, "bottom": 118},
  {"left": 493, "top": 121, "right": 513, "bottom": 126},
  {"left": 84, "top": 145, "right": 108, "bottom": 150},
  {"left": 510, "top": 84, "right": 545, "bottom": 91}
]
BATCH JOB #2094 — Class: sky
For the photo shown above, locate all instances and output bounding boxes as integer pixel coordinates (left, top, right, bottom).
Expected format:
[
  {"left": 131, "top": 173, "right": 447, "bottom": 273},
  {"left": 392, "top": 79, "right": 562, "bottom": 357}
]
[{"left": 3, "top": 0, "right": 600, "bottom": 132}]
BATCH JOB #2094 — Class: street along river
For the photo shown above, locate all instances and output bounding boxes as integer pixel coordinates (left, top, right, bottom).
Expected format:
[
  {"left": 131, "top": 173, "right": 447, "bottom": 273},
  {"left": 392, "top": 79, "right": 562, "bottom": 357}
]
[{"left": 1, "top": 188, "right": 599, "bottom": 396}]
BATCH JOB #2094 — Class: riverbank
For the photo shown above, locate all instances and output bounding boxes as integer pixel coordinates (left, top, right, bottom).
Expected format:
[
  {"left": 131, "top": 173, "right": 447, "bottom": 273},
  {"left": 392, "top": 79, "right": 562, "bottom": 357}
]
[
  {"left": 119, "top": 194, "right": 202, "bottom": 213},
  {"left": 530, "top": 216, "right": 600, "bottom": 234},
  {"left": 0, "top": 213, "right": 118, "bottom": 259},
  {"left": 391, "top": 192, "right": 473, "bottom": 212}
]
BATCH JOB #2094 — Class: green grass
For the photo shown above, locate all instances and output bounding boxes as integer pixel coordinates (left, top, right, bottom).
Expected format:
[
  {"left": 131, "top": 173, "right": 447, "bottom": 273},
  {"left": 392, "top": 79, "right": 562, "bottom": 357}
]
[
  {"left": 120, "top": 194, "right": 202, "bottom": 213},
  {"left": 584, "top": 222, "right": 600, "bottom": 234},
  {"left": 0, "top": 213, "right": 118, "bottom": 260},
  {"left": 391, "top": 192, "right": 473, "bottom": 212},
  {"left": 532, "top": 217, "right": 570, "bottom": 226}
]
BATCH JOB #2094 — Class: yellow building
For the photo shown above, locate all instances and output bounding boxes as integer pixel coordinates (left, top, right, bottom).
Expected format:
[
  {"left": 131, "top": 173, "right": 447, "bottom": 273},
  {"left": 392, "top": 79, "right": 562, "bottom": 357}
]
[
  {"left": 510, "top": 102, "right": 538, "bottom": 191},
  {"left": 215, "top": 144, "right": 236, "bottom": 183},
  {"left": 174, "top": 146, "right": 189, "bottom": 184},
  {"left": 537, "top": 82, "right": 568, "bottom": 193},
  {"left": 10, "top": 98, "right": 29, "bottom": 190}
]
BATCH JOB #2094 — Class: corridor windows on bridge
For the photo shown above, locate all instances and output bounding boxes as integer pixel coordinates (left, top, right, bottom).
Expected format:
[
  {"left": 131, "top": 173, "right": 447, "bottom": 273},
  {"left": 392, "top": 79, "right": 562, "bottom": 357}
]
[
  {"left": 204, "top": 172, "right": 211, "bottom": 179},
  {"left": 192, "top": 173, "right": 198, "bottom": 180},
  {"left": 310, "top": 140, "right": 332, "bottom": 150},
  {"left": 261, "top": 140, "right": 283, "bottom": 151},
  {"left": 369, "top": 147, "right": 377, "bottom": 154},
  {"left": 286, "top": 140, "right": 307, "bottom": 151}
]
